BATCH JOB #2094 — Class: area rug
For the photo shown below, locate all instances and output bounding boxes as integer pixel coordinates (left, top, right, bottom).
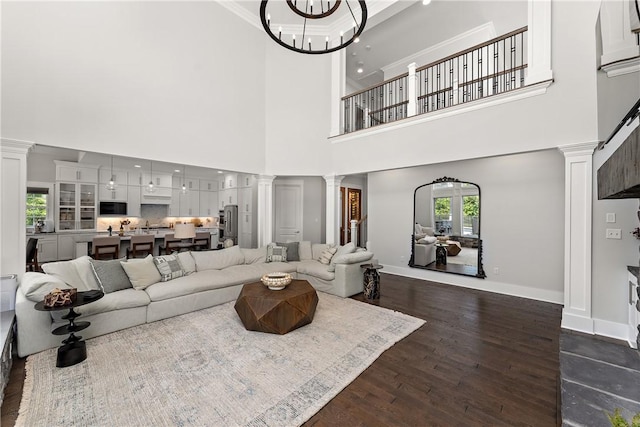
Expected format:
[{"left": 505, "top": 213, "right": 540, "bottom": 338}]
[{"left": 16, "top": 292, "right": 425, "bottom": 427}]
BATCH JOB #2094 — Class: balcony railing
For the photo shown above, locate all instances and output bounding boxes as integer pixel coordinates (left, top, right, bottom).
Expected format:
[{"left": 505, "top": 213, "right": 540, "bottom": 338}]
[{"left": 341, "top": 27, "right": 528, "bottom": 134}]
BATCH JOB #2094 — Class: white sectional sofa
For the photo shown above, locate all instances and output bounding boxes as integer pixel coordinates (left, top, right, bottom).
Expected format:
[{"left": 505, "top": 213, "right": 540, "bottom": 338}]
[{"left": 15, "top": 242, "right": 374, "bottom": 357}]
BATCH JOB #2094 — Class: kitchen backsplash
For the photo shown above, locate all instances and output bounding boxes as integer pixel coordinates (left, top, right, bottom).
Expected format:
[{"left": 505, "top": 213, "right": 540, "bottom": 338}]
[{"left": 96, "top": 204, "right": 218, "bottom": 231}]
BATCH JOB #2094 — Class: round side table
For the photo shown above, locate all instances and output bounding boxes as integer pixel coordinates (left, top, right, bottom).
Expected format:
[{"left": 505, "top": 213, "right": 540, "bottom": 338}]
[
  {"left": 34, "top": 290, "right": 104, "bottom": 368},
  {"left": 361, "top": 264, "right": 383, "bottom": 300},
  {"left": 435, "top": 243, "right": 448, "bottom": 266}
]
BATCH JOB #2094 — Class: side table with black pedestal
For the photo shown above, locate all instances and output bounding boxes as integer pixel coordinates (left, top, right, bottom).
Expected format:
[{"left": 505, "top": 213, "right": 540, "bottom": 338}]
[
  {"left": 361, "top": 264, "right": 383, "bottom": 300},
  {"left": 34, "top": 291, "right": 104, "bottom": 368},
  {"left": 435, "top": 243, "right": 448, "bottom": 266}
]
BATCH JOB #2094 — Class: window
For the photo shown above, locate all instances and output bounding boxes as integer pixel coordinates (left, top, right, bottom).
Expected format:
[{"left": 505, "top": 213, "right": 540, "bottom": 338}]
[
  {"left": 434, "top": 197, "right": 452, "bottom": 234},
  {"left": 26, "top": 187, "right": 49, "bottom": 227},
  {"left": 462, "top": 195, "right": 479, "bottom": 236}
]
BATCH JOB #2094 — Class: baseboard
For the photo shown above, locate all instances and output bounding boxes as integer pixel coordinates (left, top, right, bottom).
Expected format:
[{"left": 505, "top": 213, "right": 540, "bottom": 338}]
[
  {"left": 561, "top": 312, "right": 594, "bottom": 334},
  {"left": 382, "top": 265, "right": 563, "bottom": 304},
  {"left": 593, "top": 318, "right": 632, "bottom": 344}
]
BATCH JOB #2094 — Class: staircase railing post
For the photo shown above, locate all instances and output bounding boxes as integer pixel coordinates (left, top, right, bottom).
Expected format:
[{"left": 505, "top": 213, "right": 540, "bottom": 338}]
[
  {"left": 407, "top": 62, "right": 417, "bottom": 117},
  {"left": 350, "top": 220, "right": 358, "bottom": 245}
]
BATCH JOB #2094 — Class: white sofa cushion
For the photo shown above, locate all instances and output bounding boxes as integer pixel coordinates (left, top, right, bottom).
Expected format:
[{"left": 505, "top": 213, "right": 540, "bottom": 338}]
[
  {"left": 69, "top": 288, "right": 150, "bottom": 317},
  {"left": 298, "top": 241, "right": 312, "bottom": 261},
  {"left": 318, "top": 247, "right": 338, "bottom": 265},
  {"left": 118, "top": 255, "right": 160, "bottom": 290},
  {"left": 312, "top": 243, "right": 334, "bottom": 261},
  {"left": 417, "top": 236, "right": 437, "bottom": 244},
  {"left": 295, "top": 260, "right": 335, "bottom": 281},
  {"left": 241, "top": 247, "right": 267, "bottom": 264},
  {"left": 191, "top": 246, "right": 245, "bottom": 271},
  {"left": 327, "top": 251, "right": 374, "bottom": 272},
  {"left": 330, "top": 242, "right": 356, "bottom": 267},
  {"left": 177, "top": 252, "right": 196, "bottom": 275},
  {"left": 20, "top": 272, "right": 70, "bottom": 302},
  {"left": 41, "top": 255, "right": 100, "bottom": 291}
]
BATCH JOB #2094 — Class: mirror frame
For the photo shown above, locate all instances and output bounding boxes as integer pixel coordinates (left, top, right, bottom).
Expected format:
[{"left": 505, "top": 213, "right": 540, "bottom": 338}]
[{"left": 409, "top": 176, "right": 486, "bottom": 279}]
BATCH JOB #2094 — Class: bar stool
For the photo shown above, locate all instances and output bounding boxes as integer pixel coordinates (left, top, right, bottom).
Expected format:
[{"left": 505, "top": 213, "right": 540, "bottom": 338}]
[
  {"left": 127, "top": 234, "right": 155, "bottom": 259},
  {"left": 92, "top": 236, "right": 120, "bottom": 260},
  {"left": 193, "top": 231, "right": 211, "bottom": 251},
  {"left": 26, "top": 238, "right": 39, "bottom": 272},
  {"left": 160, "top": 233, "right": 182, "bottom": 255}
]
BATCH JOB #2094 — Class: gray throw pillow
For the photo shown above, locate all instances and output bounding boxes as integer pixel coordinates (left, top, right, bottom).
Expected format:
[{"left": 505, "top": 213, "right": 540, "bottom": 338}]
[
  {"left": 89, "top": 258, "right": 132, "bottom": 293},
  {"left": 276, "top": 242, "right": 300, "bottom": 261}
]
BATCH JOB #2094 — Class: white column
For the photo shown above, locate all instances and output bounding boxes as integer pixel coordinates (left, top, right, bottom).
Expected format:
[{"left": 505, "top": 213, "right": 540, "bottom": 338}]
[
  {"left": 526, "top": 0, "right": 553, "bottom": 85},
  {"left": 599, "top": 0, "right": 640, "bottom": 67},
  {"left": 407, "top": 62, "right": 417, "bottom": 117},
  {"left": 257, "top": 175, "right": 275, "bottom": 248},
  {"left": 1, "top": 139, "right": 33, "bottom": 280},
  {"left": 350, "top": 219, "right": 358, "bottom": 245},
  {"left": 559, "top": 142, "right": 598, "bottom": 333},
  {"left": 330, "top": 49, "right": 346, "bottom": 137},
  {"left": 324, "top": 175, "right": 344, "bottom": 245}
]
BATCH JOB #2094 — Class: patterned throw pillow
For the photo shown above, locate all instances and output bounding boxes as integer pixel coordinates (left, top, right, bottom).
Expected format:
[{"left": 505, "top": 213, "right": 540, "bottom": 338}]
[
  {"left": 90, "top": 257, "right": 133, "bottom": 293},
  {"left": 153, "top": 254, "right": 185, "bottom": 282},
  {"left": 266, "top": 244, "right": 288, "bottom": 262},
  {"left": 318, "top": 247, "right": 338, "bottom": 265},
  {"left": 276, "top": 242, "right": 300, "bottom": 261}
]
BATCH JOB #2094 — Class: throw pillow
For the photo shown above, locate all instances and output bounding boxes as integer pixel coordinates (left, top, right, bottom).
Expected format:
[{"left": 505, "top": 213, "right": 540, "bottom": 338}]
[
  {"left": 298, "top": 241, "right": 313, "bottom": 260},
  {"left": 41, "top": 255, "right": 101, "bottom": 291},
  {"left": 20, "top": 272, "right": 71, "bottom": 302},
  {"left": 418, "top": 236, "right": 437, "bottom": 244},
  {"left": 318, "top": 247, "right": 338, "bottom": 265},
  {"left": 276, "top": 242, "right": 300, "bottom": 261},
  {"left": 153, "top": 254, "right": 185, "bottom": 282},
  {"left": 119, "top": 255, "right": 161, "bottom": 290},
  {"left": 190, "top": 246, "right": 245, "bottom": 271},
  {"left": 90, "top": 257, "right": 133, "bottom": 293},
  {"left": 176, "top": 252, "right": 196, "bottom": 275},
  {"left": 266, "top": 244, "right": 288, "bottom": 262}
]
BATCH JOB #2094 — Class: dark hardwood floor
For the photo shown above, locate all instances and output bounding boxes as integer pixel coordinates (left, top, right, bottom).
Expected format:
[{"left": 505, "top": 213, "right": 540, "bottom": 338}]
[{"left": 1, "top": 273, "right": 562, "bottom": 426}]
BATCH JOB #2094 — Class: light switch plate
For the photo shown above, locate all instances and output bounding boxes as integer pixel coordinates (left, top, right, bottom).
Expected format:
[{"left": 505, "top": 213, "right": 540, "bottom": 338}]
[{"left": 606, "top": 213, "right": 616, "bottom": 223}]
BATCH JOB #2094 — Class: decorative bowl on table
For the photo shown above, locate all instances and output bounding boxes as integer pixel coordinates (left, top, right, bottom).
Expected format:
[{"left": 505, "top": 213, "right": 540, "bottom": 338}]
[{"left": 261, "top": 272, "right": 293, "bottom": 290}]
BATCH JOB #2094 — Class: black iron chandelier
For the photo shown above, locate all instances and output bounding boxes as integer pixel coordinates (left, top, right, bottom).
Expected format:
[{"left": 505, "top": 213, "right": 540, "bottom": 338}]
[{"left": 260, "top": 0, "right": 367, "bottom": 55}]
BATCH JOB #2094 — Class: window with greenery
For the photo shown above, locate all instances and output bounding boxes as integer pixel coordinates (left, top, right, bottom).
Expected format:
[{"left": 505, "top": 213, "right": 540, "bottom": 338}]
[
  {"left": 26, "top": 190, "right": 48, "bottom": 227},
  {"left": 434, "top": 197, "right": 451, "bottom": 221},
  {"left": 462, "top": 195, "right": 479, "bottom": 236}
]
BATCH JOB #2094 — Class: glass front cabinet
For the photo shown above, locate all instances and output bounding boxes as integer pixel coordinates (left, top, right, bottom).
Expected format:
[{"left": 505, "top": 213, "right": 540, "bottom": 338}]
[{"left": 56, "top": 182, "right": 97, "bottom": 231}]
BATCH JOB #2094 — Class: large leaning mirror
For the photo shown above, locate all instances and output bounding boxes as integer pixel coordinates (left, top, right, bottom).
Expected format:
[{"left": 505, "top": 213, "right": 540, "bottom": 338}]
[{"left": 410, "top": 177, "right": 486, "bottom": 278}]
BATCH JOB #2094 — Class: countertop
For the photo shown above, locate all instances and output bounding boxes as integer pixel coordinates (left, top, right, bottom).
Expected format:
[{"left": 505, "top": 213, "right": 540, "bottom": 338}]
[{"left": 28, "top": 227, "right": 219, "bottom": 242}]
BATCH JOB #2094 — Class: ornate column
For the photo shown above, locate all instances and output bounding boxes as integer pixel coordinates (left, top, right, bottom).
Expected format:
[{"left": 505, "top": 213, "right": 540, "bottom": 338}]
[
  {"left": 526, "top": 0, "right": 553, "bottom": 85},
  {"left": 257, "top": 175, "right": 275, "bottom": 248},
  {"left": 324, "top": 175, "right": 344, "bottom": 245},
  {"left": 1, "top": 139, "right": 33, "bottom": 279},
  {"left": 559, "top": 142, "right": 598, "bottom": 333}
]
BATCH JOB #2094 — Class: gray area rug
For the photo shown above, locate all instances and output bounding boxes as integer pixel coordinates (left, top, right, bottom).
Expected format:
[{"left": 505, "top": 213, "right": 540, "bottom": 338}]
[{"left": 17, "top": 292, "right": 425, "bottom": 427}]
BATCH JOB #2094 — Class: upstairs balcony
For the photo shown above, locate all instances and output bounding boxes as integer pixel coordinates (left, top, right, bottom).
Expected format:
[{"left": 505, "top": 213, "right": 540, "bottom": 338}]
[{"left": 341, "top": 27, "right": 529, "bottom": 134}]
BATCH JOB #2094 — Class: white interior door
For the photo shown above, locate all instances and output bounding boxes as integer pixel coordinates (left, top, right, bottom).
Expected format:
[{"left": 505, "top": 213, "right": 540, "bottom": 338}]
[{"left": 274, "top": 181, "right": 303, "bottom": 242}]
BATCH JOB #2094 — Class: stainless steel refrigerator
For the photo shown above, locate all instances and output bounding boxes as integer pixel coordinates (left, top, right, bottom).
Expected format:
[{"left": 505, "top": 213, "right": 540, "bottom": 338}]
[{"left": 223, "top": 205, "right": 238, "bottom": 245}]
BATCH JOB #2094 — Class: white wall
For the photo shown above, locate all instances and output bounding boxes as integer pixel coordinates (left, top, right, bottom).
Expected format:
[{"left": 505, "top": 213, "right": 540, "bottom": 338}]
[
  {"left": 368, "top": 149, "right": 565, "bottom": 303},
  {"left": 1, "top": 2, "right": 267, "bottom": 174},
  {"left": 264, "top": 44, "right": 333, "bottom": 175}
]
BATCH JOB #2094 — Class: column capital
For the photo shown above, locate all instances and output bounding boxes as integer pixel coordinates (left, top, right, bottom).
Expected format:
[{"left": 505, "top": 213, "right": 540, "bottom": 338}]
[
  {"left": 1, "top": 138, "right": 34, "bottom": 155},
  {"left": 257, "top": 175, "right": 276, "bottom": 184},
  {"left": 558, "top": 142, "right": 599, "bottom": 157},
  {"left": 323, "top": 174, "right": 345, "bottom": 186}
]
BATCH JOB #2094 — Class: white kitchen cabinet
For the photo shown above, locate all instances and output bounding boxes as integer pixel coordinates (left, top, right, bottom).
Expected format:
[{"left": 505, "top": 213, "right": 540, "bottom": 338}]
[
  {"left": 99, "top": 168, "right": 128, "bottom": 186},
  {"left": 169, "top": 189, "right": 181, "bottom": 217},
  {"left": 127, "top": 186, "right": 141, "bottom": 217},
  {"left": 57, "top": 235, "right": 76, "bottom": 261},
  {"left": 239, "top": 187, "right": 253, "bottom": 213},
  {"left": 128, "top": 171, "right": 143, "bottom": 186},
  {"left": 200, "top": 180, "right": 219, "bottom": 192},
  {"left": 219, "top": 189, "right": 238, "bottom": 209},
  {"left": 199, "top": 190, "right": 219, "bottom": 217},
  {"left": 36, "top": 235, "right": 58, "bottom": 262},
  {"left": 55, "top": 161, "right": 98, "bottom": 183},
  {"left": 223, "top": 173, "right": 238, "bottom": 190},
  {"left": 239, "top": 174, "right": 255, "bottom": 188},
  {"left": 56, "top": 182, "right": 97, "bottom": 231},
  {"left": 98, "top": 185, "right": 128, "bottom": 202},
  {"left": 179, "top": 191, "right": 200, "bottom": 217},
  {"left": 142, "top": 173, "right": 172, "bottom": 189},
  {"left": 238, "top": 213, "right": 253, "bottom": 248}
]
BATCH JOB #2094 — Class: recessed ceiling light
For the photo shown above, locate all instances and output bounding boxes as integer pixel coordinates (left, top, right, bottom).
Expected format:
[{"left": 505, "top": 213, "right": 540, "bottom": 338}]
[
  {"left": 422, "top": 0, "right": 431, "bottom": 4},
  {"left": 357, "top": 67, "right": 363, "bottom": 73},
  {"left": 218, "top": 171, "right": 224, "bottom": 174},
  {"left": 354, "top": 37, "right": 360, "bottom": 43},
  {"left": 134, "top": 164, "right": 141, "bottom": 168},
  {"left": 174, "top": 169, "right": 181, "bottom": 173}
]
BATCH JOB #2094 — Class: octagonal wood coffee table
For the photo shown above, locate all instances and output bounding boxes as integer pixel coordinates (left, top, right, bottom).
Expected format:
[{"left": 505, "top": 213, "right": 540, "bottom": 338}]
[{"left": 234, "top": 279, "right": 318, "bottom": 335}]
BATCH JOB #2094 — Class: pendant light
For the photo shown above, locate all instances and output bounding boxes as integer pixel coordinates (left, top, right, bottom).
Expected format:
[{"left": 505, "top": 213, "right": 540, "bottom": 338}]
[
  {"left": 181, "top": 166, "right": 188, "bottom": 194},
  {"left": 106, "top": 155, "right": 117, "bottom": 191},
  {"left": 147, "top": 161, "right": 156, "bottom": 193}
]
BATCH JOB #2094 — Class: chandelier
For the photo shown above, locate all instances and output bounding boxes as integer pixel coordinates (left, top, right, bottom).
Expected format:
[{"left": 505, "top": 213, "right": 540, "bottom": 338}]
[{"left": 260, "top": 0, "right": 367, "bottom": 55}]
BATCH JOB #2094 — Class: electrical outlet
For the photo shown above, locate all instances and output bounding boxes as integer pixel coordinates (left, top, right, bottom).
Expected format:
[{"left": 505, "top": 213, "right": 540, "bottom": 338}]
[
  {"left": 606, "top": 228, "right": 622, "bottom": 239},
  {"left": 493, "top": 267, "right": 499, "bottom": 275}
]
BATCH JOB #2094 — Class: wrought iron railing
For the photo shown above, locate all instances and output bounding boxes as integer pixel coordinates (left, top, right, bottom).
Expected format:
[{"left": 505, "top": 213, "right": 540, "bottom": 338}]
[
  {"left": 342, "top": 73, "right": 408, "bottom": 134},
  {"left": 341, "top": 27, "right": 528, "bottom": 134}
]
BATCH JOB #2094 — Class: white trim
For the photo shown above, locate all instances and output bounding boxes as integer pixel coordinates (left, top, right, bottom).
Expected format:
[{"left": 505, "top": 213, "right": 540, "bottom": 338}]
[
  {"left": 216, "top": 1, "right": 262, "bottom": 31},
  {"left": 331, "top": 80, "right": 553, "bottom": 142},
  {"left": 526, "top": 0, "right": 553, "bottom": 85},
  {"left": 601, "top": 56, "right": 640, "bottom": 77},
  {"left": 593, "top": 318, "right": 632, "bottom": 343},
  {"left": 382, "top": 265, "right": 564, "bottom": 304},
  {"left": 380, "top": 22, "right": 497, "bottom": 77},
  {"left": 0, "top": 138, "right": 34, "bottom": 155},
  {"left": 257, "top": 175, "right": 275, "bottom": 248},
  {"left": 561, "top": 313, "right": 595, "bottom": 334},
  {"left": 324, "top": 175, "right": 345, "bottom": 245},
  {"left": 26, "top": 181, "right": 56, "bottom": 229}
]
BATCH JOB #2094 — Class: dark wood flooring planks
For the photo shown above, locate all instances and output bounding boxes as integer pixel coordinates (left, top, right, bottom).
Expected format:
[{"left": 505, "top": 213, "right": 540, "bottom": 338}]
[{"left": 1, "top": 273, "right": 562, "bottom": 426}]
